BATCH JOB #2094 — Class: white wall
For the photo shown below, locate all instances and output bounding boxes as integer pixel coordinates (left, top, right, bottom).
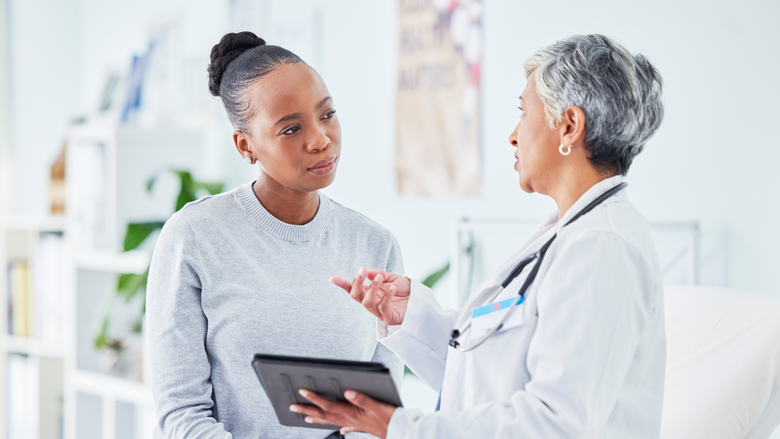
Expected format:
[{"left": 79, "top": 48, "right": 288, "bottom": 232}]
[
  {"left": 8, "top": 0, "right": 780, "bottom": 296},
  {"left": 312, "top": 0, "right": 780, "bottom": 294},
  {"left": 8, "top": 0, "right": 81, "bottom": 216},
  {"left": 0, "top": 0, "right": 12, "bottom": 217}
]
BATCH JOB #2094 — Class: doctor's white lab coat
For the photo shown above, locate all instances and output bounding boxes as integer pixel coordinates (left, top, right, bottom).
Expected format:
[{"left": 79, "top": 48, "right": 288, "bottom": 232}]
[{"left": 379, "top": 176, "right": 666, "bottom": 439}]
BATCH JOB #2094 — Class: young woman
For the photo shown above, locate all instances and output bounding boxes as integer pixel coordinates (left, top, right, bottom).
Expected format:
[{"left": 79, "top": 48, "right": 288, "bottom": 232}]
[{"left": 146, "top": 32, "right": 403, "bottom": 439}]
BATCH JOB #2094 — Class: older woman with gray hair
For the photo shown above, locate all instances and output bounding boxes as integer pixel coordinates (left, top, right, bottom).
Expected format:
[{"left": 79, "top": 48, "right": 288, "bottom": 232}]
[{"left": 293, "top": 34, "right": 666, "bottom": 438}]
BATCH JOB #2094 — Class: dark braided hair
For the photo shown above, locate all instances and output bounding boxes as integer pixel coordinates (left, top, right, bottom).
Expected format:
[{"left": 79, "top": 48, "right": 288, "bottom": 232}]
[{"left": 208, "top": 31, "right": 304, "bottom": 133}]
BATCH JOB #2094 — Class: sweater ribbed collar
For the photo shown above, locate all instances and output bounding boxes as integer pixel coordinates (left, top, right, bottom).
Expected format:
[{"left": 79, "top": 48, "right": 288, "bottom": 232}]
[{"left": 236, "top": 182, "right": 331, "bottom": 243}]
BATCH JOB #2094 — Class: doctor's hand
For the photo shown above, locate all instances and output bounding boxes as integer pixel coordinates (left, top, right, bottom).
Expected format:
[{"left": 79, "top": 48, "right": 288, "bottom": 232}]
[
  {"left": 330, "top": 268, "right": 410, "bottom": 326},
  {"left": 290, "top": 388, "right": 394, "bottom": 438}
]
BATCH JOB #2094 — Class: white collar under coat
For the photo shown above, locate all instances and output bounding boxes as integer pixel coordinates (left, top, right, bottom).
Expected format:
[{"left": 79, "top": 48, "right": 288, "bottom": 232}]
[{"left": 550, "top": 174, "right": 627, "bottom": 235}]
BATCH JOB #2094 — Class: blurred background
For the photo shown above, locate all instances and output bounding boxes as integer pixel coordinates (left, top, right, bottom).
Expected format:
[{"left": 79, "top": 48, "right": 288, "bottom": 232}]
[{"left": 0, "top": 0, "right": 778, "bottom": 438}]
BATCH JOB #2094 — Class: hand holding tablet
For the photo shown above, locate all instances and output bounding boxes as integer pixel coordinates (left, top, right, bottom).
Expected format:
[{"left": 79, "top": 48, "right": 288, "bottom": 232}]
[{"left": 252, "top": 354, "right": 403, "bottom": 434}]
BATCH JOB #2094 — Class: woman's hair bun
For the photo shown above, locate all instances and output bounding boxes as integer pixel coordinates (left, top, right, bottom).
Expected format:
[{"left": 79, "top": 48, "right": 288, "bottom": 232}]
[{"left": 208, "top": 31, "right": 267, "bottom": 97}]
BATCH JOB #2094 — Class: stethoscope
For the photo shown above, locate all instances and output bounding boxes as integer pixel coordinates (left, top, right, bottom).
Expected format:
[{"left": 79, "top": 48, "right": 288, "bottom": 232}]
[{"left": 448, "top": 182, "right": 628, "bottom": 352}]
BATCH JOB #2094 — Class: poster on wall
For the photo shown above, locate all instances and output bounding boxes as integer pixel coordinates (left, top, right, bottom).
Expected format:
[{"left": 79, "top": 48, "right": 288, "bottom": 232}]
[{"left": 396, "top": 0, "right": 482, "bottom": 197}]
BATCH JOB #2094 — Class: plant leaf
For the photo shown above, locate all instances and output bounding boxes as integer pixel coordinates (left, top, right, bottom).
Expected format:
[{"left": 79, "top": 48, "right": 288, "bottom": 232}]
[
  {"left": 117, "top": 273, "right": 134, "bottom": 291},
  {"left": 173, "top": 170, "right": 197, "bottom": 211},
  {"left": 123, "top": 221, "right": 165, "bottom": 251},
  {"left": 198, "top": 182, "right": 224, "bottom": 195},
  {"left": 145, "top": 172, "right": 158, "bottom": 193},
  {"left": 422, "top": 263, "right": 449, "bottom": 289},
  {"left": 94, "top": 316, "right": 109, "bottom": 349},
  {"left": 117, "top": 269, "right": 149, "bottom": 302}
]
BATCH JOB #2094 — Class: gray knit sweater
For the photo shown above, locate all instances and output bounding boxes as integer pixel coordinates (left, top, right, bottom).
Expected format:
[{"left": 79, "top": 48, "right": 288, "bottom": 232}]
[{"left": 146, "top": 182, "right": 404, "bottom": 438}]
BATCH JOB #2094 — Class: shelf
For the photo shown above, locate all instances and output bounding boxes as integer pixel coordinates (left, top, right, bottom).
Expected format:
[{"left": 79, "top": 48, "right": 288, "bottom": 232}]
[
  {"left": 74, "top": 370, "right": 153, "bottom": 406},
  {"left": 1, "top": 335, "right": 66, "bottom": 358},
  {"left": 75, "top": 250, "right": 150, "bottom": 273},
  {"left": 0, "top": 215, "right": 67, "bottom": 232}
]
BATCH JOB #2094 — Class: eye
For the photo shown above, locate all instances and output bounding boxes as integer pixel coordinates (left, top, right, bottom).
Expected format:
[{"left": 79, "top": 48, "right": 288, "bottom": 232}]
[
  {"left": 518, "top": 106, "right": 525, "bottom": 119},
  {"left": 322, "top": 110, "right": 336, "bottom": 120},
  {"left": 281, "top": 126, "right": 300, "bottom": 135}
]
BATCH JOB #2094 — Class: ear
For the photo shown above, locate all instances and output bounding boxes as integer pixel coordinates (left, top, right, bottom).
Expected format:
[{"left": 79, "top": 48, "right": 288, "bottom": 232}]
[
  {"left": 558, "top": 106, "right": 587, "bottom": 148},
  {"left": 233, "top": 130, "right": 252, "bottom": 159}
]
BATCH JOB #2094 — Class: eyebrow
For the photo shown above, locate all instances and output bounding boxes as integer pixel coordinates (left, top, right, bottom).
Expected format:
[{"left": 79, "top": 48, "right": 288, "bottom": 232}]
[
  {"left": 315, "top": 96, "right": 332, "bottom": 110},
  {"left": 274, "top": 96, "right": 333, "bottom": 126}
]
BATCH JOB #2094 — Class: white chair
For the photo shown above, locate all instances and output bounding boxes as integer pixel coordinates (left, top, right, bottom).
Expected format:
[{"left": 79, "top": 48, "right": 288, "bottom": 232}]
[{"left": 662, "top": 286, "right": 780, "bottom": 439}]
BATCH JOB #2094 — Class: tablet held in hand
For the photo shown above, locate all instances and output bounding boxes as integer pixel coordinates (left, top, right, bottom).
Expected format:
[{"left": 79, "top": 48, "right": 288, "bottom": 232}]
[{"left": 252, "top": 354, "right": 403, "bottom": 430}]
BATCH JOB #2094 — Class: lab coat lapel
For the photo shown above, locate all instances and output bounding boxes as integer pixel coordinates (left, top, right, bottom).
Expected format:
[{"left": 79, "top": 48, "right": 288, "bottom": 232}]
[
  {"left": 555, "top": 175, "right": 626, "bottom": 234},
  {"left": 453, "top": 214, "right": 559, "bottom": 328}
]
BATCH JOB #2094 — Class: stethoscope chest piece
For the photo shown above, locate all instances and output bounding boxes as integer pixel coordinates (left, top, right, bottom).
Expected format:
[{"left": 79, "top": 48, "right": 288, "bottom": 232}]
[{"left": 449, "top": 330, "right": 461, "bottom": 348}]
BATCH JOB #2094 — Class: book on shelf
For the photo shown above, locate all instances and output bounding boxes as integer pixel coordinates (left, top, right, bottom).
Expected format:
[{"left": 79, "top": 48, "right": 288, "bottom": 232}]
[
  {"left": 6, "top": 354, "right": 63, "bottom": 439},
  {"left": 8, "top": 261, "right": 30, "bottom": 337},
  {"left": 36, "top": 233, "right": 66, "bottom": 344},
  {"left": 6, "top": 261, "right": 11, "bottom": 335},
  {"left": 70, "top": 140, "right": 109, "bottom": 251},
  {"left": 5, "top": 233, "right": 66, "bottom": 342},
  {"left": 7, "top": 353, "right": 40, "bottom": 439}
]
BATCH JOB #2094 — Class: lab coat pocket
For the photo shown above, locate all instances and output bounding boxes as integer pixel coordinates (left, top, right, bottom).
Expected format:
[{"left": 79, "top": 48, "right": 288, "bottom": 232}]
[
  {"left": 494, "top": 305, "right": 527, "bottom": 334},
  {"left": 477, "top": 313, "right": 539, "bottom": 403}
]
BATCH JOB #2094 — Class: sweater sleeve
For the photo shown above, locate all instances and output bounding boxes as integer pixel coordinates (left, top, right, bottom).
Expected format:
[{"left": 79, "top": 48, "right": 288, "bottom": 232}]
[{"left": 146, "top": 212, "right": 232, "bottom": 438}]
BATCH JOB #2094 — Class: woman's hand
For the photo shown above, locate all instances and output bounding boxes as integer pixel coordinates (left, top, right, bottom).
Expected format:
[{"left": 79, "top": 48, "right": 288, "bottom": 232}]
[
  {"left": 330, "top": 268, "right": 411, "bottom": 326},
  {"left": 290, "top": 389, "right": 395, "bottom": 437}
]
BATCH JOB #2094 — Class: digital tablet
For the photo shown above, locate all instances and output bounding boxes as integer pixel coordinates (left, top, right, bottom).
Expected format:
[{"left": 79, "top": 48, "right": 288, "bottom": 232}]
[{"left": 252, "top": 354, "right": 404, "bottom": 430}]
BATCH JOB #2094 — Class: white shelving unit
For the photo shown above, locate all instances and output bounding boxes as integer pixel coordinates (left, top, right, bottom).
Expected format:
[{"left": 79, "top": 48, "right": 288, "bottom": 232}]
[
  {"left": 67, "top": 254, "right": 153, "bottom": 439},
  {"left": 2, "top": 120, "right": 207, "bottom": 439},
  {"left": 0, "top": 217, "right": 68, "bottom": 439}
]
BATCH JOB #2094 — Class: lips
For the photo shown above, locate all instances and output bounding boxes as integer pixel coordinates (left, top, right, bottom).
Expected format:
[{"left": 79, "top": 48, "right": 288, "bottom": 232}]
[{"left": 307, "top": 156, "right": 337, "bottom": 175}]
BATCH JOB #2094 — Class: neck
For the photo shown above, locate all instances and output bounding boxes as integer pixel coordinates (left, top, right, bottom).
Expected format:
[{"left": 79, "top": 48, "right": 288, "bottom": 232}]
[
  {"left": 550, "top": 166, "right": 611, "bottom": 221},
  {"left": 252, "top": 175, "right": 320, "bottom": 226}
]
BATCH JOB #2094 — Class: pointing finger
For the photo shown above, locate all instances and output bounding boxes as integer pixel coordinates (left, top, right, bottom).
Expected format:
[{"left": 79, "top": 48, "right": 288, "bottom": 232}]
[{"left": 329, "top": 276, "right": 352, "bottom": 292}]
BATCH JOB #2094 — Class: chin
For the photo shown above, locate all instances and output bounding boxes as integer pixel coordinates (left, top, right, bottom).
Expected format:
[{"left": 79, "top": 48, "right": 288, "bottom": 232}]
[
  {"left": 310, "top": 173, "right": 337, "bottom": 191},
  {"left": 518, "top": 177, "right": 534, "bottom": 194}
]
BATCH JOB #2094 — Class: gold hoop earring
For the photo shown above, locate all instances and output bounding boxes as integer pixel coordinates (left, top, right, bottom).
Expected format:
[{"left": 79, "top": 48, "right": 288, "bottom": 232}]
[{"left": 559, "top": 144, "right": 572, "bottom": 156}]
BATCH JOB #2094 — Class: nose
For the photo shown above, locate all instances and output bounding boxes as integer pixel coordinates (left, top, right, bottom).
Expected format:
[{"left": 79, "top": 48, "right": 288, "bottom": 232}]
[
  {"left": 509, "top": 121, "right": 520, "bottom": 147},
  {"left": 307, "top": 126, "right": 330, "bottom": 153}
]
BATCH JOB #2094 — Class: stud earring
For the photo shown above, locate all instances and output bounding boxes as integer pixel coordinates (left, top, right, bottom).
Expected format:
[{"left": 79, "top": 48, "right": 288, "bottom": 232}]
[
  {"left": 245, "top": 157, "right": 252, "bottom": 164},
  {"left": 559, "top": 144, "right": 572, "bottom": 156}
]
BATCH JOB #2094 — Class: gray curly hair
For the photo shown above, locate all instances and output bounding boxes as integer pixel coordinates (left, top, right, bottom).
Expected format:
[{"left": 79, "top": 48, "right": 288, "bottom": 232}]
[{"left": 524, "top": 34, "right": 664, "bottom": 175}]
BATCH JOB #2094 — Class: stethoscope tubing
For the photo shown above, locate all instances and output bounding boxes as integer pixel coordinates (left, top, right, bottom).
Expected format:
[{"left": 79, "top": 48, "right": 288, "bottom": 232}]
[{"left": 449, "top": 182, "right": 628, "bottom": 352}]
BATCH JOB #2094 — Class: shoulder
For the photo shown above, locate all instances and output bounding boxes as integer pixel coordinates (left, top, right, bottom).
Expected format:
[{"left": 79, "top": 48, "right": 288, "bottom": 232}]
[
  {"left": 542, "top": 200, "right": 663, "bottom": 308},
  {"left": 327, "top": 197, "right": 398, "bottom": 245},
  {"left": 565, "top": 195, "right": 655, "bottom": 256},
  {"left": 554, "top": 196, "right": 662, "bottom": 283},
  {"left": 172, "top": 187, "right": 243, "bottom": 231}
]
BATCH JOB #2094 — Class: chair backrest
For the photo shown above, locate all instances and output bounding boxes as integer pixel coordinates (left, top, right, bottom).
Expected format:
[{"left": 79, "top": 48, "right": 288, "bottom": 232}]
[{"left": 661, "top": 286, "right": 780, "bottom": 439}]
